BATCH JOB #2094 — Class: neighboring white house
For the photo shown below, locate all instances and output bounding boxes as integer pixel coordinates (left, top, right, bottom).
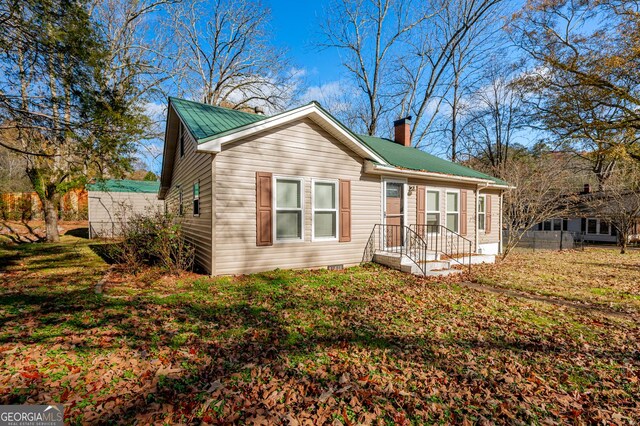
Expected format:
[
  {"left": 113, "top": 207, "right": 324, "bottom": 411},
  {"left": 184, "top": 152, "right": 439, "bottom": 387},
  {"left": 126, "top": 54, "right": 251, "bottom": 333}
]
[
  {"left": 87, "top": 179, "right": 163, "bottom": 238},
  {"left": 158, "top": 97, "right": 510, "bottom": 276}
]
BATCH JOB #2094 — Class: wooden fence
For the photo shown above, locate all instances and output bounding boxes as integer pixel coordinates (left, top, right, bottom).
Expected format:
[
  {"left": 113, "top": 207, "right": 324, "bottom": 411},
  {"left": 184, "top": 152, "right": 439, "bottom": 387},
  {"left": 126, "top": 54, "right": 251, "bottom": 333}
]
[{"left": 0, "top": 189, "right": 88, "bottom": 221}]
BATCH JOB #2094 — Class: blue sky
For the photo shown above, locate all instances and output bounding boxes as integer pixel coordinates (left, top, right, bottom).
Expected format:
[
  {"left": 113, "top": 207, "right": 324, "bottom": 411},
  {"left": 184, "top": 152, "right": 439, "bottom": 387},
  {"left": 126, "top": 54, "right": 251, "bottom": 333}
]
[
  {"left": 144, "top": 1, "right": 349, "bottom": 174},
  {"left": 267, "top": 0, "right": 342, "bottom": 86}
]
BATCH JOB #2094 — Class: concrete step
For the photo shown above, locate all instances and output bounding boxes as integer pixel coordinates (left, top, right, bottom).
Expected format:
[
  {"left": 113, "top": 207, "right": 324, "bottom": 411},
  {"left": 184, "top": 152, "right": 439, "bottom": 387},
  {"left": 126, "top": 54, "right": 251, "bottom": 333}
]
[
  {"left": 374, "top": 251, "right": 463, "bottom": 277},
  {"left": 422, "top": 269, "right": 464, "bottom": 277},
  {"left": 372, "top": 250, "right": 493, "bottom": 277}
]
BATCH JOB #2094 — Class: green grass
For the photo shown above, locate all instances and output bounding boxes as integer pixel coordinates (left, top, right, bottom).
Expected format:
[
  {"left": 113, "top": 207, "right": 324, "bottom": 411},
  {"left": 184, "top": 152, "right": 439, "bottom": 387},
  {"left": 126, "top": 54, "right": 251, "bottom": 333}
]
[
  {"left": 0, "top": 237, "right": 638, "bottom": 424},
  {"left": 474, "top": 248, "right": 640, "bottom": 313}
]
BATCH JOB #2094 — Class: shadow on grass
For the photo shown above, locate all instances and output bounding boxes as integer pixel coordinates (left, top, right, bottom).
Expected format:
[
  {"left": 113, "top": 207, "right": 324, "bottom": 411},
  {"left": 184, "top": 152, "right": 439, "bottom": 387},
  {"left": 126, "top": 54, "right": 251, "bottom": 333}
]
[
  {"left": 89, "top": 243, "right": 120, "bottom": 265},
  {"left": 65, "top": 227, "right": 89, "bottom": 239},
  {"left": 2, "top": 242, "right": 638, "bottom": 423}
]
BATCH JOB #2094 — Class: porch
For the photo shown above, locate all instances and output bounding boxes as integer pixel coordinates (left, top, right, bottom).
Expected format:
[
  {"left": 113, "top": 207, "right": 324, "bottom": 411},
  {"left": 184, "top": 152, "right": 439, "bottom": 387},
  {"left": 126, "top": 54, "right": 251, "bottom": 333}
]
[{"left": 362, "top": 224, "right": 496, "bottom": 277}]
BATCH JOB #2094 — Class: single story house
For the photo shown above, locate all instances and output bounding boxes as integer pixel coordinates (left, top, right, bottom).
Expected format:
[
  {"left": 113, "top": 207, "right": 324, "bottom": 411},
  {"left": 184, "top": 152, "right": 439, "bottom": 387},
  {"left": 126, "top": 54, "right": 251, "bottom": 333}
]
[
  {"left": 87, "top": 179, "right": 163, "bottom": 238},
  {"left": 536, "top": 217, "right": 619, "bottom": 243},
  {"left": 535, "top": 185, "right": 640, "bottom": 244},
  {"left": 159, "top": 97, "right": 509, "bottom": 276}
]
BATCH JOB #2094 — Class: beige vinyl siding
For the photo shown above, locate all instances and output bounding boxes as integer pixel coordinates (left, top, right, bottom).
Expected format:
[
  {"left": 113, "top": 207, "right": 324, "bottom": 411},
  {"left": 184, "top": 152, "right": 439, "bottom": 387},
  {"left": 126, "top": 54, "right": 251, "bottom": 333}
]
[
  {"left": 406, "top": 180, "right": 487, "bottom": 248},
  {"left": 213, "top": 118, "right": 381, "bottom": 275},
  {"left": 164, "top": 124, "right": 214, "bottom": 274},
  {"left": 407, "top": 180, "right": 476, "bottom": 227},
  {"left": 88, "top": 191, "right": 164, "bottom": 238},
  {"left": 478, "top": 189, "right": 501, "bottom": 245}
]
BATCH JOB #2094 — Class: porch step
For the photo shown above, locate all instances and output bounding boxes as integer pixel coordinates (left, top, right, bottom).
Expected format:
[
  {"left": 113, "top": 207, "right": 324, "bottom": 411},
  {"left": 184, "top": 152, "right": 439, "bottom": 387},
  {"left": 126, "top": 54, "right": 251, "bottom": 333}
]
[{"left": 373, "top": 252, "right": 463, "bottom": 277}]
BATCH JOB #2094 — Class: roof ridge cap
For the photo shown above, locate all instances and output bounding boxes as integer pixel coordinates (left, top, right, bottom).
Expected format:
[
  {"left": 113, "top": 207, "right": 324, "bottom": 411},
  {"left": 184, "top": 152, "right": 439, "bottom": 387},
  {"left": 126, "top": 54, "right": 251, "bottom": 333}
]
[{"left": 169, "top": 96, "right": 267, "bottom": 117}]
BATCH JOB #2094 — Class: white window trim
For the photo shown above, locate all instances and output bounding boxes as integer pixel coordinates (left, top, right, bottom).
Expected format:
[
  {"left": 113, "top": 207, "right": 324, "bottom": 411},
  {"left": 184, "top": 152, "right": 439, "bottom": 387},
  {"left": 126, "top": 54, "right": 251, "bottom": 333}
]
[
  {"left": 311, "top": 178, "right": 339, "bottom": 242},
  {"left": 273, "top": 175, "right": 305, "bottom": 243},
  {"left": 478, "top": 194, "right": 486, "bottom": 231},
  {"left": 445, "top": 189, "right": 460, "bottom": 233},
  {"left": 193, "top": 180, "right": 200, "bottom": 217},
  {"left": 426, "top": 189, "right": 441, "bottom": 233},
  {"left": 586, "top": 218, "right": 612, "bottom": 235}
]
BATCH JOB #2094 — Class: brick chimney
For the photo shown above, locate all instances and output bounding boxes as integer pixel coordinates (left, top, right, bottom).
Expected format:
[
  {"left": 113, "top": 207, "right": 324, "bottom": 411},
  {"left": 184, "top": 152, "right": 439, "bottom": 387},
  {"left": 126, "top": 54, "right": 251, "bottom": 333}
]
[{"left": 393, "top": 116, "right": 412, "bottom": 147}]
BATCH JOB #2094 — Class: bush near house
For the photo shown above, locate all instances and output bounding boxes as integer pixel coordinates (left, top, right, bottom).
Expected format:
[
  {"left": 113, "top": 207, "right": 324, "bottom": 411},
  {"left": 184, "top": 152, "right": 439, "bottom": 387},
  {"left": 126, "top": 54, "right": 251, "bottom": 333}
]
[
  {"left": 0, "top": 237, "right": 638, "bottom": 424},
  {"left": 111, "top": 211, "right": 195, "bottom": 274}
]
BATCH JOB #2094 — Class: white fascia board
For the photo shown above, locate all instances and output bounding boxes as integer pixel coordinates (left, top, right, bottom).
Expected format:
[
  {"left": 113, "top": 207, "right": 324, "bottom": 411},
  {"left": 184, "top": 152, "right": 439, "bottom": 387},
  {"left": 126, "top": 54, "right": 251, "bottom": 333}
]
[
  {"left": 364, "top": 160, "right": 511, "bottom": 189},
  {"left": 195, "top": 104, "right": 388, "bottom": 165}
]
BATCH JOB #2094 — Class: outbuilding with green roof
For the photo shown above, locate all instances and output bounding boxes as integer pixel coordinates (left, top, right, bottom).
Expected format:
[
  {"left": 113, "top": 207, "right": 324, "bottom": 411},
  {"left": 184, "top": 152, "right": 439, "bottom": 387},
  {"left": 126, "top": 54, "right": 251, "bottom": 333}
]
[{"left": 87, "top": 179, "right": 163, "bottom": 238}]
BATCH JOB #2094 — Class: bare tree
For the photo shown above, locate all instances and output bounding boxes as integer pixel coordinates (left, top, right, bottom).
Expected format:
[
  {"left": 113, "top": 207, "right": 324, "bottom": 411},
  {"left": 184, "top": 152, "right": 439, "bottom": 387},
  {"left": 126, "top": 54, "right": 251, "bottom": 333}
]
[
  {"left": 400, "top": 0, "right": 504, "bottom": 147},
  {"left": 89, "top": 0, "right": 176, "bottom": 176},
  {"left": 428, "top": 1, "right": 508, "bottom": 159},
  {"left": 461, "top": 61, "right": 526, "bottom": 171},
  {"left": 500, "top": 152, "right": 574, "bottom": 257},
  {"left": 577, "top": 160, "right": 640, "bottom": 253},
  {"left": 320, "top": 0, "right": 432, "bottom": 136},
  {"left": 166, "top": 0, "right": 293, "bottom": 112},
  {"left": 320, "top": 0, "right": 506, "bottom": 143},
  {"left": 0, "top": 138, "right": 30, "bottom": 193}
]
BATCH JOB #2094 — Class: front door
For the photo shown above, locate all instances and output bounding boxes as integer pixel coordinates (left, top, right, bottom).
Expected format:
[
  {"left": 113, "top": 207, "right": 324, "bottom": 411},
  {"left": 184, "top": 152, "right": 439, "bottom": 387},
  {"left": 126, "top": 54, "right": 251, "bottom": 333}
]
[{"left": 384, "top": 181, "right": 404, "bottom": 247}]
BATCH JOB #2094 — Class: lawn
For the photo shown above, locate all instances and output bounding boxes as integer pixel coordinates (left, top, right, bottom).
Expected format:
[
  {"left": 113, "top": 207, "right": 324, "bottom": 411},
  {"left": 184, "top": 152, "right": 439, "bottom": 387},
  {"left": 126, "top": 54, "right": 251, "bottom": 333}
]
[
  {"left": 0, "top": 236, "right": 638, "bottom": 424},
  {"left": 474, "top": 248, "right": 640, "bottom": 313}
]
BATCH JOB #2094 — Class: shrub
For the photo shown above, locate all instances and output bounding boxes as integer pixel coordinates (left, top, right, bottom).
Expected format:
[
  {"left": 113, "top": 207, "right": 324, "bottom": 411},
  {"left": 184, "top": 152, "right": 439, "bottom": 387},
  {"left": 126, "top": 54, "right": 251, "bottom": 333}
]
[{"left": 114, "top": 209, "right": 195, "bottom": 274}]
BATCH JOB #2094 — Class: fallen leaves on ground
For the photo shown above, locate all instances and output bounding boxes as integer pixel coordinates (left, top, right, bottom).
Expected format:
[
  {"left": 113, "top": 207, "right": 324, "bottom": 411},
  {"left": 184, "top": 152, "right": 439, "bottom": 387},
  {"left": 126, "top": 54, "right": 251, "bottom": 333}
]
[{"left": 0, "top": 237, "right": 638, "bottom": 424}]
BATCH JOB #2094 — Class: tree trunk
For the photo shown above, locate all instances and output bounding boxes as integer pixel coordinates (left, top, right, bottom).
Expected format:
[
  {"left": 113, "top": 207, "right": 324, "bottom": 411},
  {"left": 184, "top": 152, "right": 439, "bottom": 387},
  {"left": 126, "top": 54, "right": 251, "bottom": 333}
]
[
  {"left": 619, "top": 232, "right": 627, "bottom": 254},
  {"left": 43, "top": 194, "right": 60, "bottom": 243}
]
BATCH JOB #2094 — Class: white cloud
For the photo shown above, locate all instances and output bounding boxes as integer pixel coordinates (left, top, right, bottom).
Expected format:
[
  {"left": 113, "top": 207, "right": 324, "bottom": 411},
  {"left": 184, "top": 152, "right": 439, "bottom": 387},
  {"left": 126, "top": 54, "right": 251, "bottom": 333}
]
[{"left": 299, "top": 79, "right": 357, "bottom": 115}]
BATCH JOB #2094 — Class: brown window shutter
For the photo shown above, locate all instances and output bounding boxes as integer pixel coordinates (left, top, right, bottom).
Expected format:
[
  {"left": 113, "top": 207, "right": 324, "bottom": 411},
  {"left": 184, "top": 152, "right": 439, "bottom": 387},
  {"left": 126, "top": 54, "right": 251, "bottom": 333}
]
[
  {"left": 339, "top": 179, "right": 351, "bottom": 242},
  {"left": 460, "top": 190, "right": 468, "bottom": 236},
  {"left": 256, "top": 172, "right": 273, "bottom": 246},
  {"left": 485, "top": 194, "right": 492, "bottom": 234},
  {"left": 416, "top": 186, "right": 425, "bottom": 225}
]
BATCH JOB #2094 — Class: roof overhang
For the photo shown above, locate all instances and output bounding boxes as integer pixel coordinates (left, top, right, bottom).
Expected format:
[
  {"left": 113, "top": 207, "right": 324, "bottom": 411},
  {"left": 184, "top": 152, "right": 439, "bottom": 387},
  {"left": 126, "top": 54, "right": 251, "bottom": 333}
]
[
  {"left": 196, "top": 103, "right": 388, "bottom": 165},
  {"left": 158, "top": 101, "right": 181, "bottom": 200},
  {"left": 364, "top": 161, "right": 512, "bottom": 189}
]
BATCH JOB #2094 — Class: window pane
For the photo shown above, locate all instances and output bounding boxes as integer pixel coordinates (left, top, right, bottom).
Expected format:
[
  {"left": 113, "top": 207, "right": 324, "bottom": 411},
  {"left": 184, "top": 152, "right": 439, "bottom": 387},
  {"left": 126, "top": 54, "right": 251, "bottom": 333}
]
[
  {"left": 314, "top": 211, "right": 336, "bottom": 238},
  {"left": 447, "top": 213, "right": 458, "bottom": 232},
  {"left": 276, "top": 180, "right": 301, "bottom": 208},
  {"left": 543, "top": 220, "right": 551, "bottom": 231},
  {"left": 447, "top": 193, "right": 458, "bottom": 212},
  {"left": 478, "top": 214, "right": 485, "bottom": 230},
  {"left": 426, "top": 213, "right": 439, "bottom": 226},
  {"left": 587, "top": 219, "right": 597, "bottom": 234},
  {"left": 193, "top": 182, "right": 200, "bottom": 199},
  {"left": 553, "top": 219, "right": 562, "bottom": 231},
  {"left": 386, "top": 183, "right": 402, "bottom": 198},
  {"left": 314, "top": 182, "right": 335, "bottom": 209},
  {"left": 427, "top": 191, "right": 439, "bottom": 211},
  {"left": 478, "top": 197, "right": 485, "bottom": 212},
  {"left": 599, "top": 221, "right": 610, "bottom": 234},
  {"left": 276, "top": 211, "right": 302, "bottom": 239}
]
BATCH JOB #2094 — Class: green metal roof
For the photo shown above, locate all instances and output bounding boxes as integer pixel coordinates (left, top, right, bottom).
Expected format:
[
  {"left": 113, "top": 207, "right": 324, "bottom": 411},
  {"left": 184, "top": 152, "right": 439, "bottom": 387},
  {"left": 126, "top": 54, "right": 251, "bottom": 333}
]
[
  {"left": 167, "top": 96, "right": 507, "bottom": 186},
  {"left": 169, "top": 97, "right": 266, "bottom": 142},
  {"left": 86, "top": 179, "right": 160, "bottom": 193},
  {"left": 358, "top": 135, "right": 508, "bottom": 185}
]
